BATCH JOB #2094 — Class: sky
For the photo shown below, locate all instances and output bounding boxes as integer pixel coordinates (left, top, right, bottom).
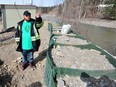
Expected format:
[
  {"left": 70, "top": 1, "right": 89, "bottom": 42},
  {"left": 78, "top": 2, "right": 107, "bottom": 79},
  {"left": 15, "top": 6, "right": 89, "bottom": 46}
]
[{"left": 0, "top": 0, "right": 64, "bottom": 7}]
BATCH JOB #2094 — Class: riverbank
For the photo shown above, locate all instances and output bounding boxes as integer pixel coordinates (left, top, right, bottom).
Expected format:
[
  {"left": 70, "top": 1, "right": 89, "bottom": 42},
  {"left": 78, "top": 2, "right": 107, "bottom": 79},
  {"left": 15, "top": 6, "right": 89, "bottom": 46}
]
[
  {"left": 42, "top": 14, "right": 116, "bottom": 29},
  {"left": 42, "top": 14, "right": 116, "bottom": 56}
]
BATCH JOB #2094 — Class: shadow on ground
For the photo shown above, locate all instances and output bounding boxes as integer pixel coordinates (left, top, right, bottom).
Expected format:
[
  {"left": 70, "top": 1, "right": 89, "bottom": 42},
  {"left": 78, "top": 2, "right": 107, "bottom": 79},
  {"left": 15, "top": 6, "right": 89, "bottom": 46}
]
[
  {"left": 0, "top": 59, "right": 4, "bottom": 66},
  {"left": 0, "top": 73, "right": 13, "bottom": 86},
  {"left": 34, "top": 49, "right": 47, "bottom": 65},
  {"left": 0, "top": 59, "right": 13, "bottom": 87},
  {"left": 28, "top": 82, "right": 42, "bottom": 87},
  {"left": 80, "top": 72, "right": 116, "bottom": 87}
]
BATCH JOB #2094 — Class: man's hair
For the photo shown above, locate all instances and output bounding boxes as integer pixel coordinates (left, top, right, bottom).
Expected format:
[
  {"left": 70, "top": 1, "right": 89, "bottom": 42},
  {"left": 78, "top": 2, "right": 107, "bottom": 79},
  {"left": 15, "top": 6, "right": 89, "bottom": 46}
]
[{"left": 23, "top": 11, "right": 31, "bottom": 16}]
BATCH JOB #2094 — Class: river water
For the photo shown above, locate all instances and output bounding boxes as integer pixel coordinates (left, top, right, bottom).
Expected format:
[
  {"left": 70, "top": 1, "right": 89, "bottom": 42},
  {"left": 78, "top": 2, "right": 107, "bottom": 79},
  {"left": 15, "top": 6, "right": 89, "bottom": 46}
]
[
  {"left": 77, "top": 22, "right": 116, "bottom": 56},
  {"left": 42, "top": 15, "right": 116, "bottom": 56}
]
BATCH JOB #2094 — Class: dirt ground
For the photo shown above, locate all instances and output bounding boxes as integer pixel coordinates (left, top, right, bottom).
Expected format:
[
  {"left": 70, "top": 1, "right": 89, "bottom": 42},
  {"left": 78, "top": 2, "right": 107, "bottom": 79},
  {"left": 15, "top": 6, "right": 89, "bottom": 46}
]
[{"left": 0, "top": 21, "right": 49, "bottom": 87}]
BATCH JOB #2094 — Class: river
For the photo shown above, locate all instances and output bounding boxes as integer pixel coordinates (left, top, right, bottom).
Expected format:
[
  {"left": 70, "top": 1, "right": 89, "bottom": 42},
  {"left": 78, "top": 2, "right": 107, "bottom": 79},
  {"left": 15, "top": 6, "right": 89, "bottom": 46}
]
[{"left": 42, "top": 14, "right": 116, "bottom": 56}]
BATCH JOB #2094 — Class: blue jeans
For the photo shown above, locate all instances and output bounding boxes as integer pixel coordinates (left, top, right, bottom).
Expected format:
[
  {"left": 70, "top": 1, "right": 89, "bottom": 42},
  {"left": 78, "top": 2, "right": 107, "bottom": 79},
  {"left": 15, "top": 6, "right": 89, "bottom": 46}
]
[{"left": 21, "top": 49, "right": 34, "bottom": 63}]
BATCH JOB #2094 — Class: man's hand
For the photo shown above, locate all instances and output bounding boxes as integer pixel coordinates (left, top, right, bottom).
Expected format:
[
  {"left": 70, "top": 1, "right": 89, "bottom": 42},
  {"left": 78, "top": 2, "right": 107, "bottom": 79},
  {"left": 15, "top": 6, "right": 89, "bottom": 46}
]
[{"left": 36, "top": 13, "right": 41, "bottom": 18}]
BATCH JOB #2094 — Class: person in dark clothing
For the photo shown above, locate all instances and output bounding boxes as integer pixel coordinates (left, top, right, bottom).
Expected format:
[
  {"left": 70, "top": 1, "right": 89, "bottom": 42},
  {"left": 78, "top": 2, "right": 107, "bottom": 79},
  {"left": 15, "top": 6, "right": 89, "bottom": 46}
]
[{"left": 15, "top": 11, "right": 44, "bottom": 70}]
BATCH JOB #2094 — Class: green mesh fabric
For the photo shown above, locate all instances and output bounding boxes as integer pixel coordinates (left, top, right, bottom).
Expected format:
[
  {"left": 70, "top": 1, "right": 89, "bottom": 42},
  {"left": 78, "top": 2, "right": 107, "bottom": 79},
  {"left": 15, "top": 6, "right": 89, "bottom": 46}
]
[{"left": 44, "top": 23, "right": 116, "bottom": 87}]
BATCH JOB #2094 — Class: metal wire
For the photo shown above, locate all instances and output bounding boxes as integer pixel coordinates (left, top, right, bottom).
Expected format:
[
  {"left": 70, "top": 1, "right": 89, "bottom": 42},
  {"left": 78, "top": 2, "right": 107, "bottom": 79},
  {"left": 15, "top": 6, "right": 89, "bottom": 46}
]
[{"left": 14, "top": 3, "right": 22, "bottom": 20}]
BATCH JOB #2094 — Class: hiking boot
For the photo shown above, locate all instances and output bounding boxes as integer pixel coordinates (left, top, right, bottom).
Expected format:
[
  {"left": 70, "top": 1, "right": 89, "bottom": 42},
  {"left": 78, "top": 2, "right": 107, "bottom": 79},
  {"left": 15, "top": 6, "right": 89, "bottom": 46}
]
[
  {"left": 20, "top": 62, "right": 27, "bottom": 71},
  {"left": 29, "top": 62, "right": 35, "bottom": 68}
]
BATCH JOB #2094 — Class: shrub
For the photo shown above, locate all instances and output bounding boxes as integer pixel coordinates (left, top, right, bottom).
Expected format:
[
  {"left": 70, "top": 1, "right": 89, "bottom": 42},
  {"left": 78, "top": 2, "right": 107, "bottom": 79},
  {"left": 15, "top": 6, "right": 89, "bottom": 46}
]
[{"left": 103, "top": 0, "right": 116, "bottom": 20}]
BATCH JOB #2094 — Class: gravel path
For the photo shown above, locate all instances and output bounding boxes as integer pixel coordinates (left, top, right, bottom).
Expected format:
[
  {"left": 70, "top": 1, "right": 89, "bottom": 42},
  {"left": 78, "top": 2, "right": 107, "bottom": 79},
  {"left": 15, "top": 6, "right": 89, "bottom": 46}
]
[
  {"left": 54, "top": 35, "right": 89, "bottom": 45},
  {"left": 51, "top": 43, "right": 115, "bottom": 70}
]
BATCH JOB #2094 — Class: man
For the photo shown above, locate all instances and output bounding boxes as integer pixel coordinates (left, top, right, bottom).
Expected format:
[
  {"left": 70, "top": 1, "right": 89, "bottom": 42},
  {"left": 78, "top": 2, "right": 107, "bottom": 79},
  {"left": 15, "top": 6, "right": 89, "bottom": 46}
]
[{"left": 15, "top": 11, "right": 44, "bottom": 70}]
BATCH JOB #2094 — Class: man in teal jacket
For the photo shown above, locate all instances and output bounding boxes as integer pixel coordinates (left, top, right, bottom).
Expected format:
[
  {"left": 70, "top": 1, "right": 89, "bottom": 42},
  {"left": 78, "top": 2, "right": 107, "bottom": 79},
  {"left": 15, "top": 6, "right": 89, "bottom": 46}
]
[{"left": 15, "top": 11, "right": 44, "bottom": 70}]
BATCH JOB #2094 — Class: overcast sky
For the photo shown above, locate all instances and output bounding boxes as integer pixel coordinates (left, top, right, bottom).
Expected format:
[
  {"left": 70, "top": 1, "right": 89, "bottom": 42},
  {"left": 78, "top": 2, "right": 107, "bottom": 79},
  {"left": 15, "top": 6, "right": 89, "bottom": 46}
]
[{"left": 0, "top": 0, "right": 64, "bottom": 7}]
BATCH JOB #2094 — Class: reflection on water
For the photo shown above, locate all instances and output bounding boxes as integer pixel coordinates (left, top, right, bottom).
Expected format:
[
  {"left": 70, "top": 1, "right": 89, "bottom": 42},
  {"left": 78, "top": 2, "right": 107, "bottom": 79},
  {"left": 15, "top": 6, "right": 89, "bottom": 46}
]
[{"left": 78, "top": 22, "right": 116, "bottom": 56}]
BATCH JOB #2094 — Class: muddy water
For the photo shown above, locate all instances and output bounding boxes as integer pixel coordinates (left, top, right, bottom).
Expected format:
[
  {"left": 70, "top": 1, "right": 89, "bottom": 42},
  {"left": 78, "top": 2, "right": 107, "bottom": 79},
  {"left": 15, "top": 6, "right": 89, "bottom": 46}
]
[{"left": 77, "top": 22, "right": 116, "bottom": 56}]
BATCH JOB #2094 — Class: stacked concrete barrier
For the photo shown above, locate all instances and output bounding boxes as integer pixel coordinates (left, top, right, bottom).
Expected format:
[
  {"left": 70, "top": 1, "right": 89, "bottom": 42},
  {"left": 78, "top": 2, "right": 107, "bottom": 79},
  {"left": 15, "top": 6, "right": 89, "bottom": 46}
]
[{"left": 44, "top": 23, "right": 116, "bottom": 87}]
